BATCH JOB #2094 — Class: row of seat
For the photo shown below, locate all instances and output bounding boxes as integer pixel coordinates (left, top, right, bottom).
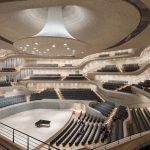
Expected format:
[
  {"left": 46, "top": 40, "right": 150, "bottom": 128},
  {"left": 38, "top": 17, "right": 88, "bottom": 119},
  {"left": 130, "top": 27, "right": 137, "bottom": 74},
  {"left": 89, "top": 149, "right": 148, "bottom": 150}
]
[
  {"left": 110, "top": 119, "right": 123, "bottom": 142},
  {"left": 122, "top": 64, "right": 139, "bottom": 72},
  {"left": 30, "top": 89, "right": 58, "bottom": 101},
  {"left": 110, "top": 106, "right": 128, "bottom": 142},
  {"left": 51, "top": 105, "right": 150, "bottom": 148},
  {"left": 0, "top": 95, "right": 26, "bottom": 108},
  {"left": 103, "top": 82, "right": 134, "bottom": 94},
  {"left": 50, "top": 112, "right": 111, "bottom": 148},
  {"left": 30, "top": 74, "right": 61, "bottom": 80},
  {"left": 103, "top": 80, "right": 150, "bottom": 94},
  {"left": 134, "top": 80, "right": 150, "bottom": 93},
  {"left": 30, "top": 76, "right": 61, "bottom": 80},
  {"left": 98, "top": 51, "right": 129, "bottom": 58},
  {"left": 63, "top": 75, "right": 87, "bottom": 80},
  {"left": 29, "top": 64, "right": 74, "bottom": 67},
  {"left": 60, "top": 89, "right": 101, "bottom": 101},
  {"left": 99, "top": 54, "right": 109, "bottom": 57},
  {"left": 0, "top": 68, "right": 16, "bottom": 72},
  {"left": 0, "top": 81, "right": 11, "bottom": 87},
  {"left": 30, "top": 88, "right": 102, "bottom": 101},
  {"left": 118, "top": 85, "right": 133, "bottom": 94},
  {"left": 29, "top": 74, "right": 88, "bottom": 81},
  {"left": 115, "top": 51, "right": 128, "bottom": 56},
  {"left": 92, "top": 101, "right": 115, "bottom": 117},
  {"left": 103, "top": 82, "right": 126, "bottom": 90},
  {"left": 97, "top": 65, "right": 119, "bottom": 72},
  {"left": 32, "top": 64, "right": 59, "bottom": 67},
  {"left": 128, "top": 107, "right": 150, "bottom": 135},
  {"left": 97, "top": 64, "right": 139, "bottom": 73},
  {"left": 90, "top": 105, "right": 127, "bottom": 144}
]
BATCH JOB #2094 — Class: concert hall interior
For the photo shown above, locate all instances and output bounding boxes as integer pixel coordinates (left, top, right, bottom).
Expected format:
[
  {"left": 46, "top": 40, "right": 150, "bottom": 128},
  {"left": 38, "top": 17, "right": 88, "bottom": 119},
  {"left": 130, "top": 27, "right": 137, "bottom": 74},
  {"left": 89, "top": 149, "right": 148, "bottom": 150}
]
[{"left": 0, "top": 0, "right": 150, "bottom": 150}]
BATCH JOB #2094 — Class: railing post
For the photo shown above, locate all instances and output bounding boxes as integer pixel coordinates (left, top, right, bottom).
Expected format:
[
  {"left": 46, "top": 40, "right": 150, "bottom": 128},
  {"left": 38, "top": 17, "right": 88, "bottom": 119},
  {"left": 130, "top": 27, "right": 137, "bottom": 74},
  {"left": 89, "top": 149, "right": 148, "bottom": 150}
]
[
  {"left": 12, "top": 129, "right": 14, "bottom": 143},
  {"left": 48, "top": 144, "right": 51, "bottom": 150},
  {"left": 27, "top": 136, "right": 29, "bottom": 150},
  {"left": 105, "top": 143, "right": 106, "bottom": 150}
]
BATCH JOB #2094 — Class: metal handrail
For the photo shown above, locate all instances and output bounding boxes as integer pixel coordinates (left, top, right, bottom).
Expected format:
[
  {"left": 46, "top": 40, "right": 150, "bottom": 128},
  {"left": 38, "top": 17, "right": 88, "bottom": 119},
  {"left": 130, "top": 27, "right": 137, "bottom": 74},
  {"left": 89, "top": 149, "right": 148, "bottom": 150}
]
[
  {"left": 90, "top": 130, "right": 150, "bottom": 150},
  {"left": 0, "top": 122, "right": 59, "bottom": 150}
]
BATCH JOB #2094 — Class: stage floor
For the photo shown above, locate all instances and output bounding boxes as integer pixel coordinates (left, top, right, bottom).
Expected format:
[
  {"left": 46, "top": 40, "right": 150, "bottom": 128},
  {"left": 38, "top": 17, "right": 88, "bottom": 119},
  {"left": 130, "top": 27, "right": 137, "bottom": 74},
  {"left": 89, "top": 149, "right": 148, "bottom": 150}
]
[{"left": 0, "top": 109, "right": 72, "bottom": 142}]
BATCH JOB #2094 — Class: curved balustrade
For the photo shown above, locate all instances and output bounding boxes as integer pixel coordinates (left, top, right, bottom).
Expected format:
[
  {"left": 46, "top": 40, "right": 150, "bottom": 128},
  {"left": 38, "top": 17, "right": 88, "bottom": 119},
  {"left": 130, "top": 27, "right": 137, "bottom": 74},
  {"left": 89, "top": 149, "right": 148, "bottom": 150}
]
[
  {"left": 0, "top": 47, "right": 149, "bottom": 74},
  {"left": 95, "top": 67, "right": 150, "bottom": 84},
  {"left": 83, "top": 46, "right": 150, "bottom": 73},
  {"left": 18, "top": 80, "right": 147, "bottom": 106},
  {"left": 0, "top": 47, "right": 137, "bottom": 68}
]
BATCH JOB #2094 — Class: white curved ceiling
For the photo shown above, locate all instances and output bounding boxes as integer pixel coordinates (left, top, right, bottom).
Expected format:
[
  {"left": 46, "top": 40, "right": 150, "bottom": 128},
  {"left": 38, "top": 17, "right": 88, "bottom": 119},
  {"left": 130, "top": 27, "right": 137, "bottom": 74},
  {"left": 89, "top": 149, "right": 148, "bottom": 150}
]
[{"left": 0, "top": 0, "right": 149, "bottom": 58}]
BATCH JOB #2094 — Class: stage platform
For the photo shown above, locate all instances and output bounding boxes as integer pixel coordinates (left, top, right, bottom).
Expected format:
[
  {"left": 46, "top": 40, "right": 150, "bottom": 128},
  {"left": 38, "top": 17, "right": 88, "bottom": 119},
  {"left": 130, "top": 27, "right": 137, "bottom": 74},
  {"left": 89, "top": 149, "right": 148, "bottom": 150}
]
[{"left": 0, "top": 109, "right": 72, "bottom": 142}]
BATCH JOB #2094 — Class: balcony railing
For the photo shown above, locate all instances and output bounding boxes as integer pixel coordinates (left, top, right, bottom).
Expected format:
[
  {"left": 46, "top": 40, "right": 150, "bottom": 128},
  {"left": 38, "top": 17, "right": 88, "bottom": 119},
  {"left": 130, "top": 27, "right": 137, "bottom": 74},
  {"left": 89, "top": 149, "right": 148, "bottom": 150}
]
[
  {"left": 87, "top": 130, "right": 150, "bottom": 150},
  {"left": 0, "top": 122, "right": 58, "bottom": 150}
]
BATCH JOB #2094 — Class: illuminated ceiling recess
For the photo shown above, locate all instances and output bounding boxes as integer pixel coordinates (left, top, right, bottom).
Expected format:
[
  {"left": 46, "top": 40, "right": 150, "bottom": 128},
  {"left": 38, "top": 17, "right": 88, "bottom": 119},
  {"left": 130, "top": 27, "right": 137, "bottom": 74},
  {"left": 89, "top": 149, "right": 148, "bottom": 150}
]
[{"left": 13, "top": 6, "right": 88, "bottom": 56}]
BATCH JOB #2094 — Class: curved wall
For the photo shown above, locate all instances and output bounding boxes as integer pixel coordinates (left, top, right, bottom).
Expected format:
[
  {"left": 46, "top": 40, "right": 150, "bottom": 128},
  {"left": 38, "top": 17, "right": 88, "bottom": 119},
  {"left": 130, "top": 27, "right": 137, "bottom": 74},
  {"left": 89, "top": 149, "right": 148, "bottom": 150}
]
[{"left": 0, "top": 100, "right": 104, "bottom": 120}]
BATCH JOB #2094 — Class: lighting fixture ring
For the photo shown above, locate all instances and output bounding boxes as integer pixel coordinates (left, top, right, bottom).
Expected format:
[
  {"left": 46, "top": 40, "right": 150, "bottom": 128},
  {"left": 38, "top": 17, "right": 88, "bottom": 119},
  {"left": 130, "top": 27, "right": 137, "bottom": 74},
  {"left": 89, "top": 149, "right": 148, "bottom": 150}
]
[{"left": 13, "top": 36, "right": 88, "bottom": 56}]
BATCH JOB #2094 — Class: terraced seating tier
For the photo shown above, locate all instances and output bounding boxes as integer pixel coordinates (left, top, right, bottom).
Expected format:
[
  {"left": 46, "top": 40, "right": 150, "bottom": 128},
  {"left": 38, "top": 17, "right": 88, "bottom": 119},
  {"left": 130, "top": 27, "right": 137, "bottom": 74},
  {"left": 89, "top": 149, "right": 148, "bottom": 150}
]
[
  {"left": 0, "top": 68, "right": 16, "bottom": 72},
  {"left": 128, "top": 108, "right": 150, "bottom": 135},
  {"left": 0, "top": 81, "right": 11, "bottom": 87},
  {"left": 123, "top": 64, "right": 139, "bottom": 72},
  {"left": 0, "top": 95, "right": 25, "bottom": 108},
  {"left": 134, "top": 80, "right": 150, "bottom": 93},
  {"left": 111, "top": 106, "right": 128, "bottom": 142},
  {"left": 50, "top": 112, "right": 110, "bottom": 148},
  {"left": 115, "top": 51, "right": 128, "bottom": 56},
  {"left": 30, "top": 89, "right": 59, "bottom": 101},
  {"left": 99, "top": 54, "right": 109, "bottom": 57},
  {"left": 60, "top": 88, "right": 101, "bottom": 101},
  {"left": 118, "top": 85, "right": 133, "bottom": 94},
  {"left": 64, "top": 74, "right": 87, "bottom": 80},
  {"left": 103, "top": 81, "right": 126, "bottom": 90},
  {"left": 97, "top": 65, "right": 119, "bottom": 72},
  {"left": 91, "top": 101, "right": 115, "bottom": 117},
  {"left": 30, "top": 74, "right": 61, "bottom": 80}
]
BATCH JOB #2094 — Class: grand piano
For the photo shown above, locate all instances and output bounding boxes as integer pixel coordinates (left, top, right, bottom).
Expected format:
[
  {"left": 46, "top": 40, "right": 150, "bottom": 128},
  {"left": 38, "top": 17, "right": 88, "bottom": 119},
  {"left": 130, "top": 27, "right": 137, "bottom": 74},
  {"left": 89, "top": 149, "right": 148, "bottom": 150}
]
[{"left": 35, "top": 120, "right": 51, "bottom": 127}]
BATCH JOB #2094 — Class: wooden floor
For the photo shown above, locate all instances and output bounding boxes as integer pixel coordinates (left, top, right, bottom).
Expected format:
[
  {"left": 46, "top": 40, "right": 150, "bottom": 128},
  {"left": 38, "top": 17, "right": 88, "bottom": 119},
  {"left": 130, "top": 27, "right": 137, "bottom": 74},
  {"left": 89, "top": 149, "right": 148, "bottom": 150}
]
[{"left": 0, "top": 137, "right": 21, "bottom": 150}]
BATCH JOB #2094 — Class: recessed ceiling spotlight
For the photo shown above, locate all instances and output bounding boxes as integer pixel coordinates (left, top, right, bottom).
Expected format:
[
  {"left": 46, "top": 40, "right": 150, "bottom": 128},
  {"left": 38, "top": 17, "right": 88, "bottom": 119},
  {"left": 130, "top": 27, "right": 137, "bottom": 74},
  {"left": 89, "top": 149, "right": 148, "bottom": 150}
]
[
  {"left": 44, "top": 51, "right": 47, "bottom": 54},
  {"left": 20, "top": 47, "right": 23, "bottom": 49},
  {"left": 72, "top": 49, "right": 75, "bottom": 55},
  {"left": 67, "top": 47, "right": 70, "bottom": 50},
  {"left": 13, "top": 7, "right": 88, "bottom": 56},
  {"left": 33, "top": 47, "right": 36, "bottom": 50},
  {"left": 46, "top": 49, "right": 50, "bottom": 51},
  {"left": 36, "top": 49, "right": 39, "bottom": 52}
]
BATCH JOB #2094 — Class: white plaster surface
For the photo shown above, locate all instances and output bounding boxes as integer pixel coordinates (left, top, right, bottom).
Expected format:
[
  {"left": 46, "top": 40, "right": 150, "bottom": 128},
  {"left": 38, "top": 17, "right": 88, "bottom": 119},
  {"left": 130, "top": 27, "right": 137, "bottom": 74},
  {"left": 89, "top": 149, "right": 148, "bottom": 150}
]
[{"left": 0, "top": 109, "right": 72, "bottom": 142}]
